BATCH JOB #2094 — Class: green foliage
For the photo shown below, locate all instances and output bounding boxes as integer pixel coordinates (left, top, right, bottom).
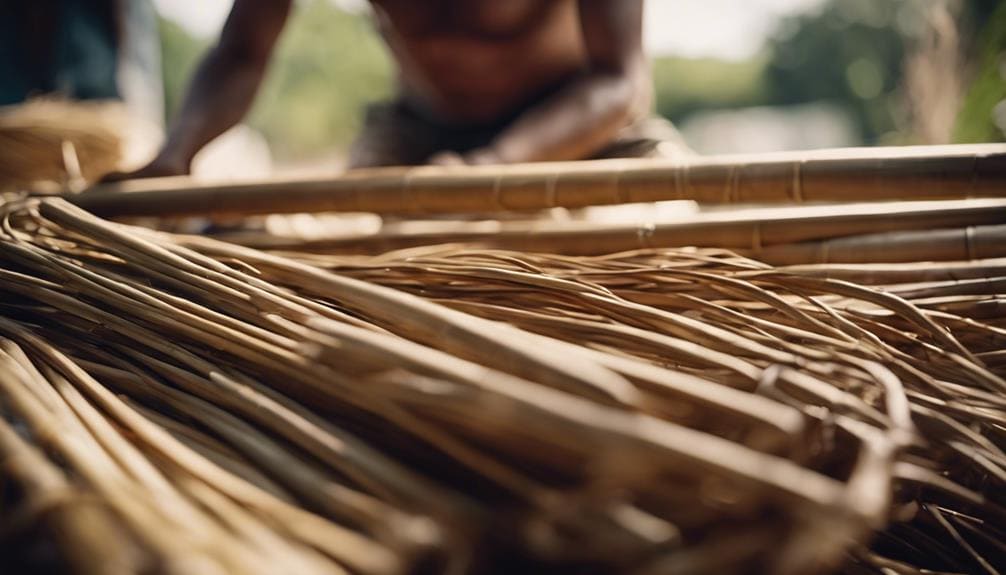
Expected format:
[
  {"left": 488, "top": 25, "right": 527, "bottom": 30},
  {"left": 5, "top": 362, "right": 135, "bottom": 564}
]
[
  {"left": 158, "top": 0, "right": 393, "bottom": 159},
  {"left": 650, "top": 1, "right": 919, "bottom": 145},
  {"left": 158, "top": 16, "right": 209, "bottom": 121},
  {"left": 651, "top": 56, "right": 769, "bottom": 121},
  {"left": 247, "top": 0, "right": 393, "bottom": 158},
  {"left": 953, "top": 2, "right": 1006, "bottom": 143},
  {"left": 762, "top": 0, "right": 915, "bottom": 143}
]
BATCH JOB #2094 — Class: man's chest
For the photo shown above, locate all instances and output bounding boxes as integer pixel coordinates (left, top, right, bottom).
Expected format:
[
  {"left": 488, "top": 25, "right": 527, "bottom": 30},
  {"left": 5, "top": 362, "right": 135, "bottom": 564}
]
[{"left": 372, "top": 0, "right": 566, "bottom": 38}]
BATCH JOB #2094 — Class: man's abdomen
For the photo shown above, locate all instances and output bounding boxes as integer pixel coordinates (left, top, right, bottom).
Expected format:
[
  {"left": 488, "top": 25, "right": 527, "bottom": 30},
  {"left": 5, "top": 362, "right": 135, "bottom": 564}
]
[
  {"left": 381, "top": 0, "right": 586, "bottom": 125},
  {"left": 400, "top": 40, "right": 584, "bottom": 124}
]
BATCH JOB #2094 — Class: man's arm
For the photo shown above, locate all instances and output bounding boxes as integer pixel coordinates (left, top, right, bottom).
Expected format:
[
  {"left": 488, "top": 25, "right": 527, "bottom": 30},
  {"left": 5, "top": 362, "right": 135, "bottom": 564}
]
[
  {"left": 462, "top": 0, "right": 648, "bottom": 165},
  {"left": 109, "top": 0, "right": 292, "bottom": 179}
]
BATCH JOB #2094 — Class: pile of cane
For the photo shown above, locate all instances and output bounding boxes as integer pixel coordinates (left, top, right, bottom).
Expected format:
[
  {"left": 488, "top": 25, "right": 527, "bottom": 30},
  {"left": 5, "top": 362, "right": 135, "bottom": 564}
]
[
  {"left": 1, "top": 145, "right": 1005, "bottom": 575},
  {"left": 0, "top": 100, "right": 123, "bottom": 192}
]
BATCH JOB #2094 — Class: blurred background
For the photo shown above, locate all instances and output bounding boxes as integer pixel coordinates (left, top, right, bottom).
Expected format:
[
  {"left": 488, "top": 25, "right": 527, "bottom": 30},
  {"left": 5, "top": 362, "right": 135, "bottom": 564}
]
[{"left": 69, "top": 0, "right": 1006, "bottom": 173}]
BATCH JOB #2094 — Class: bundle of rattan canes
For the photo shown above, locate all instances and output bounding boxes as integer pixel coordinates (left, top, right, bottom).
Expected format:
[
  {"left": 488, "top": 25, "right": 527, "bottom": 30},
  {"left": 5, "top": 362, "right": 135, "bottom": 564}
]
[{"left": 0, "top": 144, "right": 1004, "bottom": 574}]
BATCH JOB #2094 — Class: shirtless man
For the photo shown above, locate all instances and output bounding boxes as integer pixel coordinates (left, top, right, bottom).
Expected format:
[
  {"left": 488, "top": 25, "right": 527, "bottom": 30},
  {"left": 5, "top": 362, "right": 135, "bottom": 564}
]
[{"left": 123, "top": 0, "right": 684, "bottom": 176}]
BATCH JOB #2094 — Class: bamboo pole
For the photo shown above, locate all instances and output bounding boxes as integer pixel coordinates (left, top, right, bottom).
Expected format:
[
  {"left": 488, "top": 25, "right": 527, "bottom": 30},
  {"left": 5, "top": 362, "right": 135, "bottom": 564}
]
[
  {"left": 227, "top": 199, "right": 1006, "bottom": 256},
  {"left": 769, "top": 258, "right": 1006, "bottom": 284},
  {"left": 751, "top": 224, "right": 1006, "bottom": 265},
  {"left": 71, "top": 144, "right": 1006, "bottom": 218}
]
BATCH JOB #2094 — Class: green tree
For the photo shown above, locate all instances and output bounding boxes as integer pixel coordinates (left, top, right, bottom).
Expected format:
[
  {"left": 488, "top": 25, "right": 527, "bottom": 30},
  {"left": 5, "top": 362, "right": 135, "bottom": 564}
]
[
  {"left": 650, "top": 1, "right": 926, "bottom": 146},
  {"left": 764, "top": 0, "right": 914, "bottom": 144},
  {"left": 157, "top": 16, "right": 209, "bottom": 123},
  {"left": 248, "top": 1, "right": 393, "bottom": 159},
  {"left": 651, "top": 56, "right": 768, "bottom": 123},
  {"left": 953, "top": 1, "right": 1006, "bottom": 142},
  {"left": 158, "top": 1, "right": 393, "bottom": 160}
]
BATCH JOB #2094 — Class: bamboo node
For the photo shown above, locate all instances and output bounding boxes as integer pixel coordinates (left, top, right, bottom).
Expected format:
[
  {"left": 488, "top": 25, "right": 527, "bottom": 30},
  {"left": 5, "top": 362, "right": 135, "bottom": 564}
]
[
  {"left": 545, "top": 172, "right": 559, "bottom": 208},
  {"left": 965, "top": 226, "right": 976, "bottom": 260},
  {"left": 491, "top": 173, "right": 503, "bottom": 210},
  {"left": 819, "top": 239, "right": 831, "bottom": 264},
  {"left": 791, "top": 160, "right": 805, "bottom": 203},
  {"left": 725, "top": 164, "right": 741, "bottom": 203},
  {"left": 751, "top": 223, "right": 763, "bottom": 252},
  {"left": 674, "top": 163, "right": 689, "bottom": 201},
  {"left": 403, "top": 167, "right": 422, "bottom": 213},
  {"left": 968, "top": 153, "right": 979, "bottom": 199},
  {"left": 613, "top": 165, "right": 627, "bottom": 205}
]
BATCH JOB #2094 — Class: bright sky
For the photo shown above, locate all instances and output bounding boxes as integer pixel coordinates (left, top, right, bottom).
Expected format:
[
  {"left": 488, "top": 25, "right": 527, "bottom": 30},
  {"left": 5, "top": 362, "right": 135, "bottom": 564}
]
[
  {"left": 645, "top": 0, "right": 827, "bottom": 60},
  {"left": 153, "top": 0, "right": 827, "bottom": 61}
]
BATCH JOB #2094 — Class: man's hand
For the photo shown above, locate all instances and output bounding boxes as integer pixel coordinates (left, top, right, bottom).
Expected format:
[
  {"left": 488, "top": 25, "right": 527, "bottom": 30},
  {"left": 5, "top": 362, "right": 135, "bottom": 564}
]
[
  {"left": 112, "top": 0, "right": 292, "bottom": 184},
  {"left": 102, "top": 152, "right": 190, "bottom": 182},
  {"left": 428, "top": 147, "right": 503, "bottom": 166}
]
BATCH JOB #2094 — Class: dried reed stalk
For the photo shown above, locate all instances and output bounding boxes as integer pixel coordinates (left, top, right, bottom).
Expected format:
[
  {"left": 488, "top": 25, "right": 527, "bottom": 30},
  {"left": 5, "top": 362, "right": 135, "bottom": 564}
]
[
  {"left": 1, "top": 197, "right": 1003, "bottom": 574},
  {"left": 72, "top": 144, "right": 1006, "bottom": 218}
]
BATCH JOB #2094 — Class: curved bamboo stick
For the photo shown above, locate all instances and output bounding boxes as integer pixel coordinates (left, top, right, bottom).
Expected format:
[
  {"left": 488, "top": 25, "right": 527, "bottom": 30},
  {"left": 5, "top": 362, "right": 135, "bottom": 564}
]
[{"left": 71, "top": 144, "right": 1006, "bottom": 218}]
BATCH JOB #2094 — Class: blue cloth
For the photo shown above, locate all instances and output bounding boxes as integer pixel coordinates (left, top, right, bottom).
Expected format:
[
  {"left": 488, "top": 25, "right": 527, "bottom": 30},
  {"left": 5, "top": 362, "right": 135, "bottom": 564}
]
[{"left": 0, "top": 0, "right": 154, "bottom": 106}]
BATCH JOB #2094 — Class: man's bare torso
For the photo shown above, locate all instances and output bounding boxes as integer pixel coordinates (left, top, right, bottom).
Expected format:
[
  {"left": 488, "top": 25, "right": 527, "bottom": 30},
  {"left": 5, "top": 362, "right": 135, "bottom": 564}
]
[{"left": 371, "top": 0, "right": 586, "bottom": 124}]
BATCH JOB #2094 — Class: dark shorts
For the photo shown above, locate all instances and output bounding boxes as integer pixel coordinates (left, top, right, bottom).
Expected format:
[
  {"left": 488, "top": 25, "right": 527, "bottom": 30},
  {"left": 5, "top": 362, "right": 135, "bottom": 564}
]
[{"left": 348, "top": 99, "right": 694, "bottom": 168}]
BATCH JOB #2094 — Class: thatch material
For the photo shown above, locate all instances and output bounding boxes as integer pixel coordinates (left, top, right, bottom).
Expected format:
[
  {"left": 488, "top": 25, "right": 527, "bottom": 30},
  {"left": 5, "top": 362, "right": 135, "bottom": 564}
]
[
  {"left": 72, "top": 144, "right": 1006, "bottom": 218},
  {"left": 0, "top": 100, "right": 123, "bottom": 191},
  {"left": 1, "top": 197, "right": 1003, "bottom": 574}
]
